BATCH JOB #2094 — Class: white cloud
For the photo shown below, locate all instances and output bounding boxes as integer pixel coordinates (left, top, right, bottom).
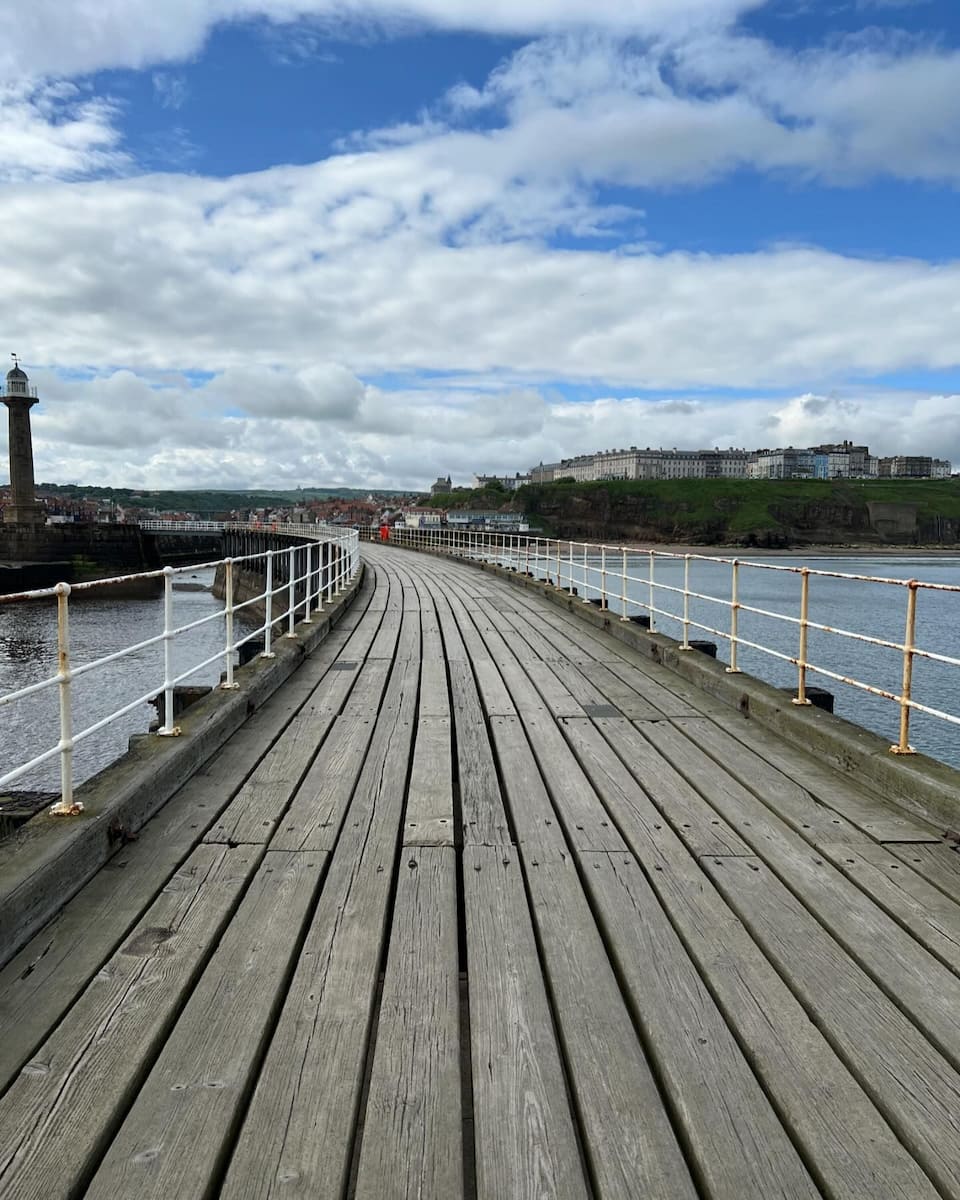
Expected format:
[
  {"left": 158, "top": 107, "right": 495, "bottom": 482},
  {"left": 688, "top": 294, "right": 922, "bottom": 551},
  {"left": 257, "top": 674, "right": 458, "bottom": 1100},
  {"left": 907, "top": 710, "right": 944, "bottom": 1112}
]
[
  {"left": 152, "top": 72, "right": 189, "bottom": 110},
  {"left": 0, "top": 1, "right": 756, "bottom": 84},
  {"left": 2, "top": 0, "right": 958, "bottom": 490},
  {"left": 1, "top": 161, "right": 958, "bottom": 387},
  {"left": 0, "top": 81, "right": 128, "bottom": 182},
  {"left": 8, "top": 367, "right": 958, "bottom": 490}
]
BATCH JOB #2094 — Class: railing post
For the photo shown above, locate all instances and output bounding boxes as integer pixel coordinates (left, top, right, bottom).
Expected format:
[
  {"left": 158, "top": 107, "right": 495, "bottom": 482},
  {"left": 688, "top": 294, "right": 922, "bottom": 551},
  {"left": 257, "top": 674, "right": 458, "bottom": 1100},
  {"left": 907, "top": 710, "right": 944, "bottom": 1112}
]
[
  {"left": 221, "top": 558, "right": 240, "bottom": 688},
  {"left": 302, "top": 543, "right": 314, "bottom": 623},
  {"left": 262, "top": 550, "right": 276, "bottom": 658},
  {"left": 49, "top": 582, "right": 77, "bottom": 815},
  {"left": 648, "top": 551, "right": 656, "bottom": 633},
  {"left": 313, "top": 540, "right": 323, "bottom": 614},
  {"left": 556, "top": 539, "right": 562, "bottom": 588},
  {"left": 620, "top": 548, "right": 629, "bottom": 620},
  {"left": 158, "top": 566, "right": 180, "bottom": 734},
  {"left": 600, "top": 545, "right": 608, "bottom": 609},
  {"left": 726, "top": 559, "right": 741, "bottom": 674},
  {"left": 582, "top": 543, "right": 591, "bottom": 603},
  {"left": 793, "top": 568, "right": 811, "bottom": 705},
  {"left": 569, "top": 541, "right": 575, "bottom": 596},
  {"left": 892, "top": 580, "right": 919, "bottom": 754},
  {"left": 679, "top": 554, "right": 692, "bottom": 649},
  {"left": 286, "top": 545, "right": 297, "bottom": 637}
]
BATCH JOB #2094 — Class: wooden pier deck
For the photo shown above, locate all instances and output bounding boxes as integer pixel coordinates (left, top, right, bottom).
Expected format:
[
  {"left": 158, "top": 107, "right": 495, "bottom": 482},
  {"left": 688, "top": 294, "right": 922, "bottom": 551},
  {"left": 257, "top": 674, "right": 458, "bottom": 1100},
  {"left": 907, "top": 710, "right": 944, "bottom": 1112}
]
[{"left": 1, "top": 544, "right": 959, "bottom": 1199}]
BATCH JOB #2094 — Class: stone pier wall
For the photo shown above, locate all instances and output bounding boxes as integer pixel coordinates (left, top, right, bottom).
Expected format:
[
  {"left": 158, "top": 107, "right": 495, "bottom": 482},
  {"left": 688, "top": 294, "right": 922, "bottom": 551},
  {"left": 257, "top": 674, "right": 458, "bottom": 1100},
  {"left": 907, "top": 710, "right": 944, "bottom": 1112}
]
[{"left": 0, "top": 523, "right": 161, "bottom": 592}]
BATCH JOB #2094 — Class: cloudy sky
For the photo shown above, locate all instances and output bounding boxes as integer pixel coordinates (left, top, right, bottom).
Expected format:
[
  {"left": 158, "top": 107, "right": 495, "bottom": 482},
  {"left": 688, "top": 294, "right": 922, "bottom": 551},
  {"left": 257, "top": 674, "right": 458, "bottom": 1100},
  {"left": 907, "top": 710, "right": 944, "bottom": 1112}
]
[{"left": 2, "top": 0, "right": 959, "bottom": 490}]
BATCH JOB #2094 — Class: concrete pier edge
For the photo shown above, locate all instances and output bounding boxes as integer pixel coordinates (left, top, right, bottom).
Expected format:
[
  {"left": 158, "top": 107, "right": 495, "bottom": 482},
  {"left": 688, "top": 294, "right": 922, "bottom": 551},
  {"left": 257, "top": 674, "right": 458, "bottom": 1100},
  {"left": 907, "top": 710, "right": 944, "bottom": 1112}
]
[
  {"left": 0, "top": 564, "right": 364, "bottom": 969},
  {"left": 417, "top": 546, "right": 960, "bottom": 831}
]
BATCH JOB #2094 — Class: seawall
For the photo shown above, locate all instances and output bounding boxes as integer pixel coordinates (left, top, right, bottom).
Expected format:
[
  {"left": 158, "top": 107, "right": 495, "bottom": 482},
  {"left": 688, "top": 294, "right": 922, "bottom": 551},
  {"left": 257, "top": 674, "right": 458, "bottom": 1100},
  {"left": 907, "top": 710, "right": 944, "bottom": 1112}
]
[{"left": 0, "top": 523, "right": 160, "bottom": 593}]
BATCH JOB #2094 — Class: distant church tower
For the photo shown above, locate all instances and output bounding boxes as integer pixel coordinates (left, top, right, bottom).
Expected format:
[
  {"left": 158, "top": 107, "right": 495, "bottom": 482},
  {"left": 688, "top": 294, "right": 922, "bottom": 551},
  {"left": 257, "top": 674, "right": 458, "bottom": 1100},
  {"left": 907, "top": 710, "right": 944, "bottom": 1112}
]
[{"left": 2, "top": 356, "right": 44, "bottom": 525}]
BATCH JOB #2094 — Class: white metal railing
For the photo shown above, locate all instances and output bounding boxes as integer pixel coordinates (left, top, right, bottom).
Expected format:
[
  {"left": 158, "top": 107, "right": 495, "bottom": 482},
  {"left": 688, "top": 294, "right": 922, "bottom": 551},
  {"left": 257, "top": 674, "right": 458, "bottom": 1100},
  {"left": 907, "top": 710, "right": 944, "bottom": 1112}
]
[
  {"left": 384, "top": 526, "right": 960, "bottom": 761},
  {"left": 0, "top": 523, "right": 359, "bottom": 815},
  {"left": 139, "top": 520, "right": 341, "bottom": 534}
]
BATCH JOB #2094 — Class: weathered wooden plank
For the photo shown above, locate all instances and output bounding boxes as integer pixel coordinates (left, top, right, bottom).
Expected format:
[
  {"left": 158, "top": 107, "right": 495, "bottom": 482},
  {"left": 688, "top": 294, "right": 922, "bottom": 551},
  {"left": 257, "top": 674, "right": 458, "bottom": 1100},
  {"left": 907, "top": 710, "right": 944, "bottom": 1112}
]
[
  {"left": 0, "top": 788, "right": 234, "bottom": 1095},
  {"left": 518, "top": 712, "right": 627, "bottom": 854},
  {"left": 276, "top": 656, "right": 418, "bottom": 852},
  {"left": 708, "top": 710, "right": 941, "bottom": 841},
  {"left": 463, "top": 846, "right": 588, "bottom": 1200},
  {"left": 472, "top": 658, "right": 517, "bottom": 716},
  {"left": 522, "top": 661, "right": 592, "bottom": 718},
  {"left": 368, "top": 607, "right": 403, "bottom": 657},
  {"left": 487, "top": 607, "right": 564, "bottom": 665},
  {"left": 819, "top": 842, "right": 960, "bottom": 975},
  {"left": 405, "top": 716, "right": 455, "bottom": 846},
  {"left": 640, "top": 842, "right": 943, "bottom": 1200},
  {"left": 219, "top": 663, "right": 418, "bottom": 1199},
  {"left": 456, "top": 607, "right": 626, "bottom": 854},
  {"left": 338, "top": 657, "right": 394, "bottom": 718},
  {"left": 582, "top": 851, "right": 819, "bottom": 1200},
  {"left": 354, "top": 847, "right": 462, "bottom": 1200},
  {"left": 419, "top": 658, "right": 450, "bottom": 718},
  {"left": 270, "top": 715, "right": 376, "bottom": 852},
  {"left": 886, "top": 843, "right": 960, "bottom": 904},
  {"left": 646, "top": 720, "right": 960, "bottom": 1070},
  {"left": 523, "top": 855, "right": 696, "bottom": 1199},
  {"left": 420, "top": 603, "right": 445, "bottom": 660},
  {"left": 599, "top": 657, "right": 708, "bottom": 717},
  {"left": 434, "top": 593, "right": 468, "bottom": 661},
  {"left": 488, "top": 716, "right": 574, "bottom": 860},
  {"left": 671, "top": 715, "right": 875, "bottom": 845},
  {"left": 572, "top": 660, "right": 661, "bottom": 720},
  {"left": 564, "top": 716, "right": 749, "bottom": 858},
  {"left": 0, "top": 845, "right": 258, "bottom": 1200},
  {"left": 448, "top": 660, "right": 511, "bottom": 846},
  {"left": 704, "top": 855, "right": 960, "bottom": 1199},
  {"left": 495, "top": 603, "right": 593, "bottom": 665},
  {"left": 0, "top": 577, "right": 380, "bottom": 1093},
  {"left": 202, "top": 708, "right": 336, "bottom": 845},
  {"left": 84, "top": 850, "right": 326, "bottom": 1200}
]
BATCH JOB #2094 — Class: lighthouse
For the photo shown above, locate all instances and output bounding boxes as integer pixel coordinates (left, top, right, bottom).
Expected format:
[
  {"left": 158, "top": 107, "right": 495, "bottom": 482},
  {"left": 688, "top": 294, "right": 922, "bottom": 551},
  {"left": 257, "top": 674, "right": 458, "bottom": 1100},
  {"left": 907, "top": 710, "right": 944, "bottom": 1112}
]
[{"left": 2, "top": 357, "right": 44, "bottom": 525}]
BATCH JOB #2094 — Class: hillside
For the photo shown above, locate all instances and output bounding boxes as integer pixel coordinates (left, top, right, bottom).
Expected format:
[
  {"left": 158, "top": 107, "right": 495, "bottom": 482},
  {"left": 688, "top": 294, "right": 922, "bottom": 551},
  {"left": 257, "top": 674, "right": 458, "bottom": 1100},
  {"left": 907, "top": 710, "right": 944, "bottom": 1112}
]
[
  {"left": 430, "top": 478, "right": 960, "bottom": 546},
  {"left": 36, "top": 483, "right": 398, "bottom": 513}
]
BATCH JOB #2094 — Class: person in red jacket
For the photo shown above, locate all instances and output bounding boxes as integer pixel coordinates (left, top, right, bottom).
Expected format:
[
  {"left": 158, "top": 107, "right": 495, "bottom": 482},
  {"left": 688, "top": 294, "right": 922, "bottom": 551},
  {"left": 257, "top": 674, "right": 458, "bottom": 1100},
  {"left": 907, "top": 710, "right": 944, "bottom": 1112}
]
[{"left": 379, "top": 523, "right": 390, "bottom": 543}]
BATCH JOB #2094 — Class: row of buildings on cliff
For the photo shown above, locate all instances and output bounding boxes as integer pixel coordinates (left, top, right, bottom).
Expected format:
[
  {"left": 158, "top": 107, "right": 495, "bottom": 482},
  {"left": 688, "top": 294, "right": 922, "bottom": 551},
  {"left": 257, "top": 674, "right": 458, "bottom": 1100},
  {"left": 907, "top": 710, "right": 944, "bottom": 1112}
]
[{"left": 465, "top": 441, "right": 952, "bottom": 489}]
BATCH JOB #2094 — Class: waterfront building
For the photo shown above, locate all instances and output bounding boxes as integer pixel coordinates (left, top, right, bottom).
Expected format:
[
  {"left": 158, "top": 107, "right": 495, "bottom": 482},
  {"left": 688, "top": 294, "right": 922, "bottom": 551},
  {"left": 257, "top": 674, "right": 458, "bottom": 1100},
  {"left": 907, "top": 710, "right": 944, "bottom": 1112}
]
[
  {"left": 886, "top": 455, "right": 934, "bottom": 478},
  {"left": 472, "top": 472, "right": 530, "bottom": 491},
  {"left": 699, "top": 449, "right": 754, "bottom": 478},
  {"left": 402, "top": 507, "right": 444, "bottom": 529},
  {"left": 752, "top": 448, "right": 816, "bottom": 480},
  {"left": 505, "top": 440, "right": 947, "bottom": 487},
  {"left": 595, "top": 448, "right": 639, "bottom": 480},
  {"left": 529, "top": 462, "right": 561, "bottom": 484}
]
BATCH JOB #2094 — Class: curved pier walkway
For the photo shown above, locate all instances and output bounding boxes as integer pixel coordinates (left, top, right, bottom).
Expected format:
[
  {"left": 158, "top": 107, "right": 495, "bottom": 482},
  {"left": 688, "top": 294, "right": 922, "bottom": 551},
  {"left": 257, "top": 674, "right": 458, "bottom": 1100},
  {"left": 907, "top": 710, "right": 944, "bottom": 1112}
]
[{"left": 1, "top": 545, "right": 960, "bottom": 1199}]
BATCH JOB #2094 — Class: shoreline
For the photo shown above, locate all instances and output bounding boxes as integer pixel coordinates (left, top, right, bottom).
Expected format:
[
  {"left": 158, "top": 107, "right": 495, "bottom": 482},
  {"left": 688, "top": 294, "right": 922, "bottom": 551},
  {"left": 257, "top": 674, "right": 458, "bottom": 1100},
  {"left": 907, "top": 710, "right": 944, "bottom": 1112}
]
[
  {"left": 638, "top": 547, "right": 960, "bottom": 559},
  {"left": 561, "top": 540, "right": 960, "bottom": 559}
]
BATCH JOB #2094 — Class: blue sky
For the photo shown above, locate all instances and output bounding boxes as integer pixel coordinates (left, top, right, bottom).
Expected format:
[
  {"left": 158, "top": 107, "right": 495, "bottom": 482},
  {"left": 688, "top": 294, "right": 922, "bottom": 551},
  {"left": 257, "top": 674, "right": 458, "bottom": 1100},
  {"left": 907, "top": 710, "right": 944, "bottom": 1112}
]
[{"left": 1, "top": 0, "right": 959, "bottom": 488}]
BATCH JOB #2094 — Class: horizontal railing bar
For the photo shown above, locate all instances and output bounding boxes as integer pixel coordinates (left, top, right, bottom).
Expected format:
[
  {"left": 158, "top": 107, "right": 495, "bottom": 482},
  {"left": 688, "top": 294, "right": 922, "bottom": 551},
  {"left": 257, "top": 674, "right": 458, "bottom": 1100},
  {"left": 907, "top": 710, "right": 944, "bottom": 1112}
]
[{"left": 0, "top": 523, "right": 359, "bottom": 801}]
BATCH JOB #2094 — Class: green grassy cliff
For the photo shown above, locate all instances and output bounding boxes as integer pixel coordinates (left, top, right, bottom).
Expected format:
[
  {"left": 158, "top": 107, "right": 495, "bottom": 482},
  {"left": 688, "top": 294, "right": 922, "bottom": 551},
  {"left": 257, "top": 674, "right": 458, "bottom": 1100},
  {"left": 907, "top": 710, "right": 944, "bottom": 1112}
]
[{"left": 429, "top": 478, "right": 960, "bottom": 546}]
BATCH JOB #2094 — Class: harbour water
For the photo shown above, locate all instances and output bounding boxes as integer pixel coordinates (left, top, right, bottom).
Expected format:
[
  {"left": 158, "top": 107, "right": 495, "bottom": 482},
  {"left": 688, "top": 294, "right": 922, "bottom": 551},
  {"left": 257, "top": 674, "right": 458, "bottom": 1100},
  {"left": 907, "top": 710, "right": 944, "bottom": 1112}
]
[
  {"left": 0, "top": 569, "right": 239, "bottom": 795},
  {"left": 1, "top": 555, "right": 958, "bottom": 804},
  {"left": 559, "top": 552, "right": 960, "bottom": 769}
]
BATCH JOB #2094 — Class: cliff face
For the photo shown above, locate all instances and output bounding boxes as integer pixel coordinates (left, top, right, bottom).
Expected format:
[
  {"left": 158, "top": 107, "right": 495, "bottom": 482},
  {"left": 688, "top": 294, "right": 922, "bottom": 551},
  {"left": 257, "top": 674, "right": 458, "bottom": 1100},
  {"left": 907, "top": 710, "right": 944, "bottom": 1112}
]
[{"left": 520, "top": 481, "right": 960, "bottom": 547}]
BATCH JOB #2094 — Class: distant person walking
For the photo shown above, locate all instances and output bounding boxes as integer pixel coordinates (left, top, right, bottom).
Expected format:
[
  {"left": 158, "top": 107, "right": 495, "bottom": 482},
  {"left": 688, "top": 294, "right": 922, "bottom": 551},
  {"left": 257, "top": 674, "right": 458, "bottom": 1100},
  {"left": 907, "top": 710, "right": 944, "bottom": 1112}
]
[{"left": 379, "top": 523, "right": 390, "bottom": 543}]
